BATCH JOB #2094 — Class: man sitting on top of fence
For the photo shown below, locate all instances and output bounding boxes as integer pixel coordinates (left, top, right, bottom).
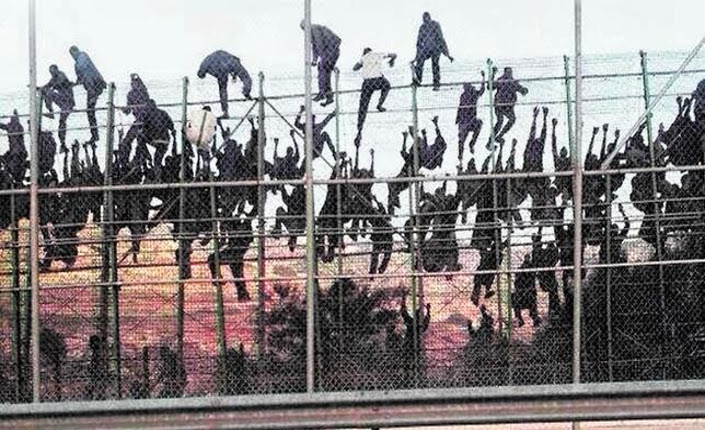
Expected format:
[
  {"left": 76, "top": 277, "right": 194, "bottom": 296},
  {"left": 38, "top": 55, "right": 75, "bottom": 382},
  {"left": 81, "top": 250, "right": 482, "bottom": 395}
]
[
  {"left": 301, "top": 20, "right": 341, "bottom": 107},
  {"left": 197, "top": 50, "right": 253, "bottom": 120},
  {"left": 412, "top": 12, "right": 454, "bottom": 91},
  {"left": 353, "top": 47, "right": 397, "bottom": 147}
]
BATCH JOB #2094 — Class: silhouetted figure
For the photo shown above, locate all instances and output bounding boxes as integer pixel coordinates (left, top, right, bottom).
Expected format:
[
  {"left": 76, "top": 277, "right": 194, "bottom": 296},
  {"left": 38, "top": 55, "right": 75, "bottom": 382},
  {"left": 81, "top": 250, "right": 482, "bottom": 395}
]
[
  {"left": 40, "top": 328, "right": 66, "bottom": 401},
  {"left": 457, "top": 71, "right": 485, "bottom": 161},
  {"left": 86, "top": 335, "right": 108, "bottom": 400},
  {"left": 422, "top": 115, "right": 448, "bottom": 170},
  {"left": 413, "top": 12, "right": 453, "bottom": 90},
  {"left": 273, "top": 184, "right": 306, "bottom": 252},
  {"left": 209, "top": 212, "right": 254, "bottom": 301},
  {"left": 70, "top": 46, "right": 106, "bottom": 143},
  {"left": 599, "top": 203, "right": 630, "bottom": 265},
  {"left": 217, "top": 344, "right": 249, "bottom": 395},
  {"left": 368, "top": 196, "right": 394, "bottom": 275},
  {"left": 271, "top": 130, "right": 302, "bottom": 180},
  {"left": 0, "top": 110, "right": 27, "bottom": 181},
  {"left": 197, "top": 50, "right": 253, "bottom": 118},
  {"left": 156, "top": 346, "right": 187, "bottom": 398},
  {"left": 302, "top": 22, "right": 341, "bottom": 106},
  {"left": 294, "top": 105, "right": 337, "bottom": 160},
  {"left": 353, "top": 48, "right": 396, "bottom": 146},
  {"left": 693, "top": 78, "right": 705, "bottom": 121},
  {"left": 551, "top": 117, "right": 572, "bottom": 200},
  {"left": 531, "top": 234, "right": 561, "bottom": 317},
  {"left": 41, "top": 65, "right": 75, "bottom": 150},
  {"left": 512, "top": 254, "right": 540, "bottom": 327},
  {"left": 472, "top": 246, "right": 499, "bottom": 306},
  {"left": 120, "top": 73, "right": 151, "bottom": 164},
  {"left": 491, "top": 66, "right": 528, "bottom": 144}
]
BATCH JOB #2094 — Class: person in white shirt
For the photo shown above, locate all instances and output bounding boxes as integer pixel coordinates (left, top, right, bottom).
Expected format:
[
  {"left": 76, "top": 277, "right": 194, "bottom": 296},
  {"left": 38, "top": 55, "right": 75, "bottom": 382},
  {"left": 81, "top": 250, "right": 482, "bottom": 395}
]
[{"left": 353, "top": 48, "right": 397, "bottom": 146}]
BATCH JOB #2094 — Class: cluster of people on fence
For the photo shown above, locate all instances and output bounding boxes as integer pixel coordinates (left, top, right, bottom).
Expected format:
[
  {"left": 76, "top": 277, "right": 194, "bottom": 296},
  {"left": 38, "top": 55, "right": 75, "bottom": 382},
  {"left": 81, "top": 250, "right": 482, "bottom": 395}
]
[{"left": 2, "top": 10, "right": 705, "bottom": 399}]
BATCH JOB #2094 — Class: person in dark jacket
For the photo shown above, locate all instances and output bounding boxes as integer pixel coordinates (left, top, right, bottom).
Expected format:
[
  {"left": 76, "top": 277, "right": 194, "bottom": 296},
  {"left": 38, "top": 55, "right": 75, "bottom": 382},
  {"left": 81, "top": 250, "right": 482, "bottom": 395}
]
[
  {"left": 69, "top": 46, "right": 106, "bottom": 144},
  {"left": 301, "top": 21, "right": 341, "bottom": 106},
  {"left": 491, "top": 66, "right": 528, "bottom": 145},
  {"left": 413, "top": 12, "right": 454, "bottom": 91},
  {"left": 120, "top": 73, "right": 151, "bottom": 164},
  {"left": 456, "top": 71, "right": 485, "bottom": 162},
  {"left": 197, "top": 50, "right": 253, "bottom": 119},
  {"left": 41, "top": 65, "right": 75, "bottom": 151},
  {"left": 0, "top": 110, "right": 27, "bottom": 181}
]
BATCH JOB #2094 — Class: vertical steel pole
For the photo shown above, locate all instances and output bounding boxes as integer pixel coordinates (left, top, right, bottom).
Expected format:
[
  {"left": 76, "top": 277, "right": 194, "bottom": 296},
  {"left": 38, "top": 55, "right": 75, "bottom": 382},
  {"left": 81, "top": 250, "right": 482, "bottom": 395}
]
[
  {"left": 104, "top": 84, "right": 122, "bottom": 398},
  {"left": 572, "top": 0, "right": 584, "bottom": 394},
  {"left": 304, "top": 0, "right": 316, "bottom": 394},
  {"left": 563, "top": 55, "right": 575, "bottom": 158},
  {"left": 410, "top": 65, "right": 421, "bottom": 385},
  {"left": 28, "top": 0, "right": 40, "bottom": 403},
  {"left": 487, "top": 58, "right": 503, "bottom": 335},
  {"left": 505, "top": 177, "right": 514, "bottom": 381},
  {"left": 256, "top": 72, "right": 267, "bottom": 359},
  {"left": 605, "top": 175, "right": 613, "bottom": 382},
  {"left": 10, "top": 185, "right": 21, "bottom": 399},
  {"left": 334, "top": 69, "right": 344, "bottom": 356},
  {"left": 176, "top": 77, "right": 189, "bottom": 361},
  {"left": 639, "top": 50, "right": 667, "bottom": 378},
  {"left": 210, "top": 168, "right": 226, "bottom": 360},
  {"left": 334, "top": 69, "right": 343, "bottom": 277}
]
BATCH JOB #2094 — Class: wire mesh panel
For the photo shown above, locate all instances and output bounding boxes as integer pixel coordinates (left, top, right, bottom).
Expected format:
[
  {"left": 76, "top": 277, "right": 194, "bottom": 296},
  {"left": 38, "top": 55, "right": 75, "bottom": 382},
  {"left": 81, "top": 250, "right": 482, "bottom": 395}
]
[{"left": 3, "top": 0, "right": 705, "bottom": 413}]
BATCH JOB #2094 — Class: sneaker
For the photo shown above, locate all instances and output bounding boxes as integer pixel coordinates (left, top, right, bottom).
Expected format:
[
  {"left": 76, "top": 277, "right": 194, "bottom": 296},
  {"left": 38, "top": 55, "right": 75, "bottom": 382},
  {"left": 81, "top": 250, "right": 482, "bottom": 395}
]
[
  {"left": 376, "top": 105, "right": 387, "bottom": 113},
  {"left": 321, "top": 97, "right": 334, "bottom": 107},
  {"left": 313, "top": 93, "right": 325, "bottom": 102}
]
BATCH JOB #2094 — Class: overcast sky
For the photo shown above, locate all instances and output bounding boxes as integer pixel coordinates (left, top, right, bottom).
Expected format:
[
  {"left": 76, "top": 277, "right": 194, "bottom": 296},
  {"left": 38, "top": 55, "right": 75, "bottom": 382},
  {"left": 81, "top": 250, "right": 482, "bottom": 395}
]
[{"left": 0, "top": 0, "right": 703, "bottom": 93}]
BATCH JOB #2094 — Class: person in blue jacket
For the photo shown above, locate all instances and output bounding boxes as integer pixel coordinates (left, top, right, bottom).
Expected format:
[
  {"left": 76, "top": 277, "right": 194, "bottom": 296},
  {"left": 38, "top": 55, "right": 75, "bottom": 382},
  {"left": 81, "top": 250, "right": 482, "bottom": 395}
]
[
  {"left": 197, "top": 50, "right": 253, "bottom": 119},
  {"left": 69, "top": 46, "right": 106, "bottom": 144}
]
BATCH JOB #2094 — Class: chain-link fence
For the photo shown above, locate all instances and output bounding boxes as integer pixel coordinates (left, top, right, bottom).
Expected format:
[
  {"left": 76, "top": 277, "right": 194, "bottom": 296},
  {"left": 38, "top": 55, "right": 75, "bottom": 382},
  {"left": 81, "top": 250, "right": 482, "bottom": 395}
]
[{"left": 1, "top": 0, "right": 705, "bottom": 408}]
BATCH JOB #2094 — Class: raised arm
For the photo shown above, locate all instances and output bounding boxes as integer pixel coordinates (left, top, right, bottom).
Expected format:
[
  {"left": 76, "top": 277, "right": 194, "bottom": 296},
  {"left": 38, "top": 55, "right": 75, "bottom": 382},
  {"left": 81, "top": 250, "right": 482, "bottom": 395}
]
[
  {"left": 540, "top": 107, "right": 548, "bottom": 143},
  {"left": 318, "top": 110, "right": 337, "bottom": 130},
  {"left": 599, "top": 124, "right": 608, "bottom": 161},
  {"left": 551, "top": 118, "right": 559, "bottom": 162},
  {"left": 528, "top": 106, "right": 539, "bottom": 144},
  {"left": 294, "top": 105, "right": 305, "bottom": 131},
  {"left": 369, "top": 148, "right": 375, "bottom": 176},
  {"left": 586, "top": 126, "right": 599, "bottom": 165},
  {"left": 291, "top": 130, "right": 300, "bottom": 162}
]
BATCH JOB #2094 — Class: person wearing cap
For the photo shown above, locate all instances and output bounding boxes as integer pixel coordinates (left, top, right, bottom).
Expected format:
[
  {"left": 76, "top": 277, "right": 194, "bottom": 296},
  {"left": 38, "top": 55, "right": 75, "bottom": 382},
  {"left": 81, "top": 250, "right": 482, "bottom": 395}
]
[
  {"left": 413, "top": 12, "right": 453, "bottom": 91},
  {"left": 119, "top": 73, "right": 151, "bottom": 164},
  {"left": 41, "top": 65, "right": 75, "bottom": 151},
  {"left": 197, "top": 50, "right": 253, "bottom": 119},
  {"left": 69, "top": 45, "right": 106, "bottom": 144},
  {"left": 353, "top": 48, "right": 397, "bottom": 146},
  {"left": 300, "top": 21, "right": 341, "bottom": 107}
]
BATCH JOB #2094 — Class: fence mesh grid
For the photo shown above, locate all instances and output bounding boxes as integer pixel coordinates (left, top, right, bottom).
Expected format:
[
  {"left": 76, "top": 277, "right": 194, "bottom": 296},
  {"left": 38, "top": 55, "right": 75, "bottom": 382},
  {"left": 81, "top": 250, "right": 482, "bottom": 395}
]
[{"left": 0, "top": 1, "right": 705, "bottom": 404}]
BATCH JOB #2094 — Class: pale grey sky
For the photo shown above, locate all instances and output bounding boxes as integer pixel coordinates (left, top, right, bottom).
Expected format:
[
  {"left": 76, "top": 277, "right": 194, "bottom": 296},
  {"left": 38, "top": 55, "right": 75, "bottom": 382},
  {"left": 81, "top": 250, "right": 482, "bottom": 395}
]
[{"left": 0, "top": 0, "right": 703, "bottom": 93}]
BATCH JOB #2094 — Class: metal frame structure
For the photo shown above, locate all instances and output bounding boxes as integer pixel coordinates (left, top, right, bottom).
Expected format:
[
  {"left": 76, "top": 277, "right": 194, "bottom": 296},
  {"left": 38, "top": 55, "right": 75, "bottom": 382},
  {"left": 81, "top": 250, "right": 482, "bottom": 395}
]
[{"left": 5, "top": 0, "right": 705, "bottom": 427}]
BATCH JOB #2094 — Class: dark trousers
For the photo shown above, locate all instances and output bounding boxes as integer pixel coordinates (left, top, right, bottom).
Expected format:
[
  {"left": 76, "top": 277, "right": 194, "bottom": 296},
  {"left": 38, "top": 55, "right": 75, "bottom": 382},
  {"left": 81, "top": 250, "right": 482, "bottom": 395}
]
[
  {"left": 357, "top": 77, "right": 391, "bottom": 131},
  {"left": 86, "top": 89, "right": 103, "bottom": 141},
  {"left": 317, "top": 46, "right": 340, "bottom": 98},
  {"left": 217, "top": 75, "right": 229, "bottom": 115},
  {"left": 413, "top": 51, "right": 440, "bottom": 87},
  {"left": 42, "top": 89, "right": 73, "bottom": 147}
]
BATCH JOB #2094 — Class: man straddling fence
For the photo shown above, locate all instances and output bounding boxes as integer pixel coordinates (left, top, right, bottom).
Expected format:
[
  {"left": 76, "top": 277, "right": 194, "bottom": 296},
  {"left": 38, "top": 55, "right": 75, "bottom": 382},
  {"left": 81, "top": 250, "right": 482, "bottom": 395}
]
[
  {"left": 353, "top": 48, "right": 397, "bottom": 147},
  {"left": 301, "top": 21, "right": 341, "bottom": 107},
  {"left": 197, "top": 50, "right": 253, "bottom": 119},
  {"left": 70, "top": 45, "right": 106, "bottom": 144},
  {"left": 41, "top": 65, "right": 75, "bottom": 152},
  {"left": 412, "top": 12, "right": 454, "bottom": 91}
]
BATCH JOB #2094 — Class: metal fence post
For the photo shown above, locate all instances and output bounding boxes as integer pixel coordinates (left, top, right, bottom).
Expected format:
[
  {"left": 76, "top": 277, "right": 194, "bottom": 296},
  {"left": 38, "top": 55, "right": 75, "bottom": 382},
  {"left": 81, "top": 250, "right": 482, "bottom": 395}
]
[
  {"left": 209, "top": 167, "right": 227, "bottom": 362},
  {"left": 487, "top": 58, "right": 503, "bottom": 336},
  {"left": 28, "top": 0, "right": 41, "bottom": 403},
  {"left": 409, "top": 64, "right": 422, "bottom": 385},
  {"left": 572, "top": 0, "right": 584, "bottom": 392},
  {"left": 304, "top": 0, "right": 316, "bottom": 394},
  {"left": 10, "top": 185, "right": 22, "bottom": 400},
  {"left": 176, "top": 76, "right": 189, "bottom": 362},
  {"left": 103, "top": 83, "right": 122, "bottom": 397},
  {"left": 605, "top": 175, "right": 613, "bottom": 382},
  {"left": 256, "top": 71, "right": 267, "bottom": 359},
  {"left": 334, "top": 69, "right": 344, "bottom": 356},
  {"left": 639, "top": 50, "right": 667, "bottom": 378},
  {"left": 563, "top": 55, "right": 575, "bottom": 158}
]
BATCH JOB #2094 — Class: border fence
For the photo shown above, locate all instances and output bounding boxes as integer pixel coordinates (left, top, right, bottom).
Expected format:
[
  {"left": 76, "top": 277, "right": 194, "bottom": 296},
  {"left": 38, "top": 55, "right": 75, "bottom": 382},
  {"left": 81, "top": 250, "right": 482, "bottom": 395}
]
[{"left": 2, "top": 0, "right": 705, "bottom": 427}]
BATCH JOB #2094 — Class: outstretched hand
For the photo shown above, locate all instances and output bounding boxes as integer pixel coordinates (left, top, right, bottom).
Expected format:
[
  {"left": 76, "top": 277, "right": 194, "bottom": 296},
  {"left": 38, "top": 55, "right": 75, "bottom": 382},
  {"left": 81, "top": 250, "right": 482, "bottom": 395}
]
[
  {"left": 552, "top": 118, "right": 558, "bottom": 127},
  {"left": 533, "top": 106, "right": 540, "bottom": 117},
  {"left": 602, "top": 123, "right": 609, "bottom": 132},
  {"left": 592, "top": 126, "right": 599, "bottom": 135},
  {"left": 542, "top": 106, "right": 549, "bottom": 116}
]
